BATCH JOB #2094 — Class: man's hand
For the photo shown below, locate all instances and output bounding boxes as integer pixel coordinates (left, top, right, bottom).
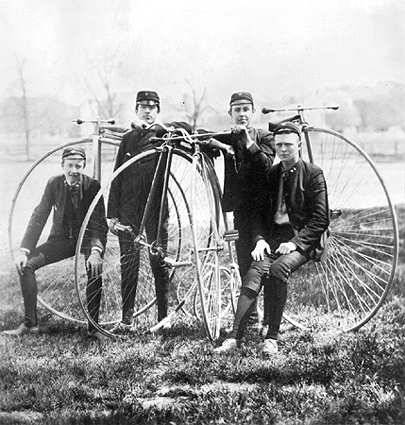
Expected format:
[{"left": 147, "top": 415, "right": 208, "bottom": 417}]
[
  {"left": 130, "top": 120, "right": 149, "bottom": 130},
  {"left": 15, "top": 251, "right": 28, "bottom": 276},
  {"left": 109, "top": 218, "right": 119, "bottom": 236},
  {"left": 251, "top": 239, "right": 271, "bottom": 261},
  {"left": 224, "top": 144, "right": 235, "bottom": 157},
  {"left": 275, "top": 242, "right": 297, "bottom": 255},
  {"left": 231, "top": 125, "right": 253, "bottom": 148},
  {"left": 202, "top": 138, "right": 235, "bottom": 157},
  {"left": 87, "top": 251, "right": 102, "bottom": 278}
]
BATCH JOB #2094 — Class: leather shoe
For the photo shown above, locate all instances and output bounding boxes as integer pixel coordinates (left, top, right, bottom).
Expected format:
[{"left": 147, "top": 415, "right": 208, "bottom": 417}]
[
  {"left": 88, "top": 329, "right": 108, "bottom": 342},
  {"left": 3, "top": 323, "right": 39, "bottom": 336},
  {"left": 213, "top": 338, "right": 238, "bottom": 353},
  {"left": 262, "top": 338, "right": 278, "bottom": 356},
  {"left": 110, "top": 321, "right": 133, "bottom": 334},
  {"left": 260, "top": 324, "right": 269, "bottom": 339}
]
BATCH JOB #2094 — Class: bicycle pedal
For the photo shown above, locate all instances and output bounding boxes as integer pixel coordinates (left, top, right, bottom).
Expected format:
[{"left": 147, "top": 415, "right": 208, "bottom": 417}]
[
  {"left": 330, "top": 209, "right": 342, "bottom": 220},
  {"left": 115, "top": 223, "right": 133, "bottom": 234},
  {"left": 164, "top": 257, "right": 192, "bottom": 268},
  {"left": 223, "top": 230, "right": 239, "bottom": 242}
]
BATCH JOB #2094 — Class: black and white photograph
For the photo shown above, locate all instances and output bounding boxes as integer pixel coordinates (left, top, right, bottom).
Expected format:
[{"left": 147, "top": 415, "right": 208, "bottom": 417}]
[{"left": 0, "top": 0, "right": 404, "bottom": 424}]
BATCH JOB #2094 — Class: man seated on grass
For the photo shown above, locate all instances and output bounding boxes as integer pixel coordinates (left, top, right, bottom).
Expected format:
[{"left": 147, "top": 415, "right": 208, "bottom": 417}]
[
  {"left": 214, "top": 122, "right": 329, "bottom": 356},
  {"left": 3, "top": 147, "right": 108, "bottom": 340}
]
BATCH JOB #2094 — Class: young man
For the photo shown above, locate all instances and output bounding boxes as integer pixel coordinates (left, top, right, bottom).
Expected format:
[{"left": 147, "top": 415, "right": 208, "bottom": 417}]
[
  {"left": 3, "top": 147, "right": 108, "bottom": 340},
  {"left": 107, "top": 90, "right": 192, "bottom": 333},
  {"left": 207, "top": 92, "right": 275, "bottom": 326},
  {"left": 214, "top": 122, "right": 329, "bottom": 355}
]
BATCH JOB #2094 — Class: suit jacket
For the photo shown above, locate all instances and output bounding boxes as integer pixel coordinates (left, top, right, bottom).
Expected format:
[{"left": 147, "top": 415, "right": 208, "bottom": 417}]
[
  {"left": 252, "top": 158, "right": 329, "bottom": 256},
  {"left": 213, "top": 128, "right": 275, "bottom": 212},
  {"left": 107, "top": 122, "right": 192, "bottom": 220},
  {"left": 21, "top": 174, "right": 107, "bottom": 254}
]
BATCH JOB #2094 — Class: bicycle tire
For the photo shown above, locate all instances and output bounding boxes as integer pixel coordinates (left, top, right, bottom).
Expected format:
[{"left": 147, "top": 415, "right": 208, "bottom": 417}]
[
  {"left": 75, "top": 148, "right": 194, "bottom": 335},
  {"left": 190, "top": 153, "right": 226, "bottom": 341},
  {"left": 8, "top": 138, "right": 119, "bottom": 323},
  {"left": 193, "top": 266, "right": 237, "bottom": 328},
  {"left": 283, "top": 127, "right": 399, "bottom": 333}
]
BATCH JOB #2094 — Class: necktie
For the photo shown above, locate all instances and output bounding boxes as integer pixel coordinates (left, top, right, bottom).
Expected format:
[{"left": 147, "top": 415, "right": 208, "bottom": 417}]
[
  {"left": 70, "top": 183, "right": 80, "bottom": 210},
  {"left": 274, "top": 170, "right": 289, "bottom": 225}
]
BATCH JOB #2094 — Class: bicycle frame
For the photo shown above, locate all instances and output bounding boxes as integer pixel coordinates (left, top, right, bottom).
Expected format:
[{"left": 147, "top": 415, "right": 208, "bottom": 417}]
[
  {"left": 135, "top": 143, "right": 175, "bottom": 261},
  {"left": 135, "top": 128, "right": 232, "bottom": 260},
  {"left": 73, "top": 117, "right": 116, "bottom": 181},
  {"left": 135, "top": 138, "right": 222, "bottom": 266},
  {"left": 264, "top": 104, "right": 339, "bottom": 164}
]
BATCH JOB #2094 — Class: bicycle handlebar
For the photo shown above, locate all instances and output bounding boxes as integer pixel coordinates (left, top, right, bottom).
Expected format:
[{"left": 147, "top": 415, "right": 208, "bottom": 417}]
[
  {"left": 73, "top": 118, "right": 116, "bottom": 125},
  {"left": 262, "top": 105, "right": 339, "bottom": 114},
  {"left": 149, "top": 131, "right": 231, "bottom": 144},
  {"left": 267, "top": 115, "right": 301, "bottom": 132}
]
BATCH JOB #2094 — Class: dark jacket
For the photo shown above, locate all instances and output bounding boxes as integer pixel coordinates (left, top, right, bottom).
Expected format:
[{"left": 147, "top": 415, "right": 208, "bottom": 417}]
[
  {"left": 213, "top": 128, "right": 275, "bottom": 212},
  {"left": 252, "top": 159, "right": 329, "bottom": 255},
  {"left": 21, "top": 174, "right": 107, "bottom": 254},
  {"left": 107, "top": 122, "right": 192, "bottom": 220}
]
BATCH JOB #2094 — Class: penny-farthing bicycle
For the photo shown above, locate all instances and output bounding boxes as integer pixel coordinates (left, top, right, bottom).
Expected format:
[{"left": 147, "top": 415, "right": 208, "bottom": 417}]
[
  {"left": 75, "top": 124, "right": 239, "bottom": 341},
  {"left": 8, "top": 118, "right": 122, "bottom": 323},
  {"left": 260, "top": 105, "right": 399, "bottom": 334}
]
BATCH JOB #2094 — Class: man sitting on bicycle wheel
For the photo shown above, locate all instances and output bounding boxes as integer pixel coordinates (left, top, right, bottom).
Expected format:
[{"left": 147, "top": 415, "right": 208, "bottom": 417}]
[
  {"left": 3, "top": 147, "right": 108, "bottom": 340},
  {"left": 107, "top": 90, "right": 192, "bottom": 334},
  {"left": 214, "top": 122, "right": 329, "bottom": 356}
]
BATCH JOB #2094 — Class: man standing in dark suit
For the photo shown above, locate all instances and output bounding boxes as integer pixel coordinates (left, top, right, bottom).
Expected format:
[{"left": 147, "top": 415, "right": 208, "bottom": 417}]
[
  {"left": 205, "top": 92, "right": 275, "bottom": 328},
  {"left": 210, "top": 92, "right": 275, "bottom": 280},
  {"left": 214, "top": 122, "right": 329, "bottom": 355},
  {"left": 107, "top": 90, "right": 192, "bottom": 333},
  {"left": 3, "top": 147, "right": 108, "bottom": 339}
]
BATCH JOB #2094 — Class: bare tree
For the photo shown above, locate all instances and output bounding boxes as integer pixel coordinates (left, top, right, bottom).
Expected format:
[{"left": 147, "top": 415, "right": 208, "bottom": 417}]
[
  {"left": 15, "top": 56, "right": 31, "bottom": 159},
  {"left": 84, "top": 49, "right": 124, "bottom": 120},
  {"left": 182, "top": 81, "right": 218, "bottom": 132}
]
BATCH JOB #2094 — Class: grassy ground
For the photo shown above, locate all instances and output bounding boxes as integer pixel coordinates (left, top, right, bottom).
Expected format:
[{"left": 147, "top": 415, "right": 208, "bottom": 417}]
[
  {"left": 0, "top": 207, "right": 404, "bottom": 425},
  {"left": 1, "top": 281, "right": 404, "bottom": 424}
]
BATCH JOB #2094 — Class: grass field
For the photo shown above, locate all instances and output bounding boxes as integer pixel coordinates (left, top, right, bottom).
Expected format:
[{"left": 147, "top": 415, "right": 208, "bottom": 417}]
[
  {"left": 0, "top": 208, "right": 404, "bottom": 424},
  {"left": 0, "top": 147, "right": 404, "bottom": 424}
]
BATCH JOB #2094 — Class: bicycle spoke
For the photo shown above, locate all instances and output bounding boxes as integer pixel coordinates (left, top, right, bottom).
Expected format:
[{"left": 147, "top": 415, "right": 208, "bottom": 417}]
[{"left": 286, "top": 128, "right": 398, "bottom": 333}]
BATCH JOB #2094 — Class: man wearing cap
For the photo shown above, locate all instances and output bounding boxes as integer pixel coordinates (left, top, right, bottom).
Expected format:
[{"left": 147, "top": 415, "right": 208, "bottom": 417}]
[
  {"left": 3, "top": 147, "right": 108, "bottom": 339},
  {"left": 214, "top": 122, "right": 329, "bottom": 355},
  {"left": 206, "top": 91, "right": 275, "bottom": 327},
  {"left": 107, "top": 90, "right": 192, "bottom": 333}
]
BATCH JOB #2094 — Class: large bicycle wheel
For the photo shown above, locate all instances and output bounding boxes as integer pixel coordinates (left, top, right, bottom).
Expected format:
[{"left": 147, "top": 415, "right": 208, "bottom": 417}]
[
  {"left": 75, "top": 148, "right": 198, "bottom": 335},
  {"left": 284, "top": 128, "right": 399, "bottom": 333},
  {"left": 8, "top": 138, "right": 119, "bottom": 323},
  {"left": 190, "top": 153, "right": 229, "bottom": 341}
]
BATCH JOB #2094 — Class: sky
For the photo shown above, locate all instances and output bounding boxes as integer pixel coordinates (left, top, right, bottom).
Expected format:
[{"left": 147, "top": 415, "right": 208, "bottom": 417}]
[{"left": 0, "top": 0, "right": 404, "bottom": 108}]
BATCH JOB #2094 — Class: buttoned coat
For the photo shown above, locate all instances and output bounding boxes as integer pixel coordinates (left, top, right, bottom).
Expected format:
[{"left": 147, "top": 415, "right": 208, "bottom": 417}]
[
  {"left": 251, "top": 158, "right": 329, "bottom": 256},
  {"left": 213, "top": 128, "right": 275, "bottom": 212},
  {"left": 107, "top": 122, "right": 192, "bottom": 221},
  {"left": 21, "top": 174, "right": 107, "bottom": 254}
]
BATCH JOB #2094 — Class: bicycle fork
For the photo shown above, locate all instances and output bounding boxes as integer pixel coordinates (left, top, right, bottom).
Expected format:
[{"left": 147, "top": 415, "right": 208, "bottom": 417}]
[{"left": 137, "top": 145, "right": 192, "bottom": 268}]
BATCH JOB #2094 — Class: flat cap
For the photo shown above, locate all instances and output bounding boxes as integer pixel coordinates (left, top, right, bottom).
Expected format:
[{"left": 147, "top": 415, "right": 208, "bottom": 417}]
[
  {"left": 62, "top": 146, "right": 86, "bottom": 160},
  {"left": 136, "top": 90, "right": 160, "bottom": 105},
  {"left": 273, "top": 122, "right": 301, "bottom": 139},
  {"left": 229, "top": 91, "right": 254, "bottom": 106}
]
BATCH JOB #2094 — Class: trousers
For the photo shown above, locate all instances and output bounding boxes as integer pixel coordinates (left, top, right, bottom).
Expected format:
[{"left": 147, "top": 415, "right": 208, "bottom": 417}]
[
  {"left": 20, "top": 238, "right": 102, "bottom": 331},
  {"left": 230, "top": 224, "right": 309, "bottom": 340},
  {"left": 117, "top": 164, "right": 170, "bottom": 323}
]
